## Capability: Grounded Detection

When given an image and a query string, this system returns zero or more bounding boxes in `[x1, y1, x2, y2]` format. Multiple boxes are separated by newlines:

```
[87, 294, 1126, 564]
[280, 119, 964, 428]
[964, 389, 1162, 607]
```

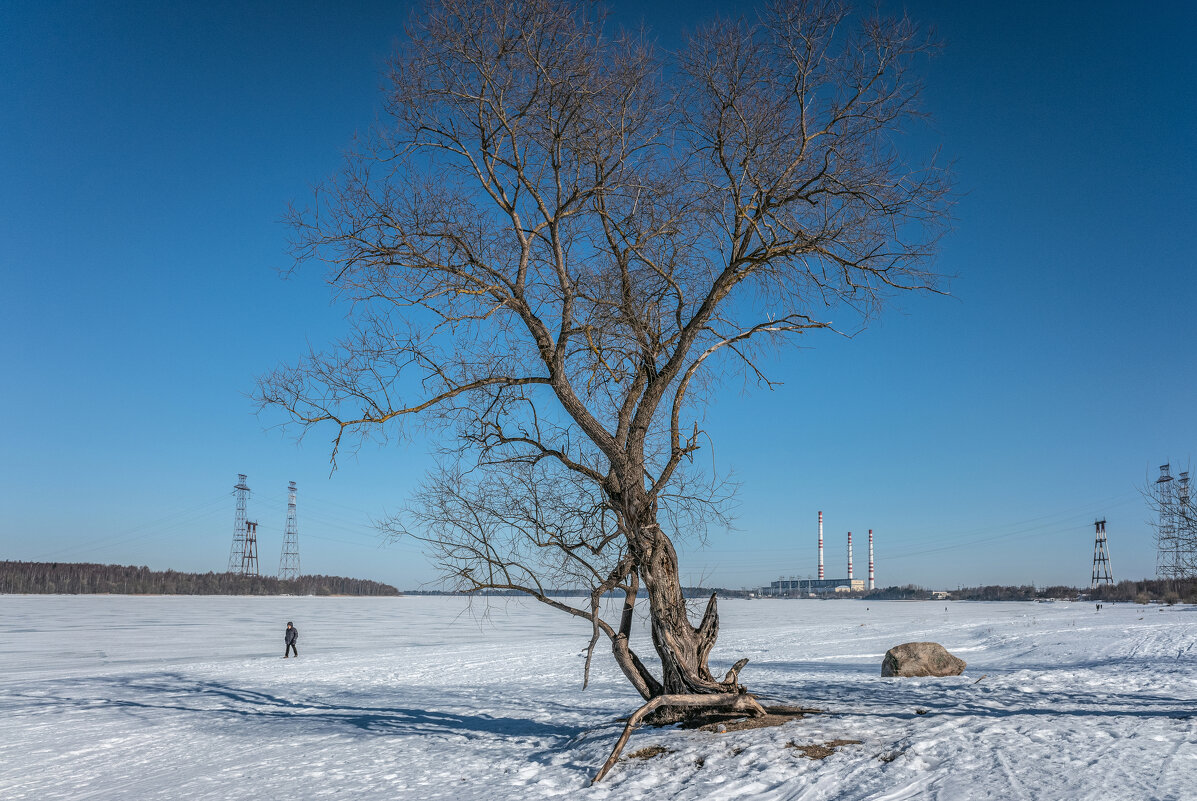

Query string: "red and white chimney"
[868, 529, 875, 590]
[818, 511, 824, 580]
[847, 531, 854, 580]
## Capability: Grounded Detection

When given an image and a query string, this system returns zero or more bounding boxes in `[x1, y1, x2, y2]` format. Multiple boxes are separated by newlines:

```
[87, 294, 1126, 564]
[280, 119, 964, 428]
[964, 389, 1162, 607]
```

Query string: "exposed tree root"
[678, 703, 822, 732]
[592, 692, 768, 783]
[721, 657, 749, 686]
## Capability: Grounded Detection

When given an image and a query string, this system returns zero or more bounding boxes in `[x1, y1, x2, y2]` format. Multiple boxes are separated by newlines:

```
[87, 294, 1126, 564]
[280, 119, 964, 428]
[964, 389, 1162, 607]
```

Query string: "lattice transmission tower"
[1155, 465, 1177, 579]
[1091, 519, 1113, 588]
[278, 481, 301, 581]
[1150, 464, 1195, 581]
[242, 521, 260, 576]
[227, 474, 250, 572]
[1178, 472, 1195, 578]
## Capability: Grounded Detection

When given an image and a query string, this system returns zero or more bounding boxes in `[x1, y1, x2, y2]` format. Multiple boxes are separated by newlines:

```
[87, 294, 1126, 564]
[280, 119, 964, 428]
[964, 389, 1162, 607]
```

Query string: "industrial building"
[759, 512, 876, 596]
[762, 577, 865, 596]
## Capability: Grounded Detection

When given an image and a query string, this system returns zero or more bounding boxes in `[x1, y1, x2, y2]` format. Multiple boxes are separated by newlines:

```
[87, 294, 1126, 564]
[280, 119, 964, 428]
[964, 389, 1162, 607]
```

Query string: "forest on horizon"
[0, 561, 400, 596]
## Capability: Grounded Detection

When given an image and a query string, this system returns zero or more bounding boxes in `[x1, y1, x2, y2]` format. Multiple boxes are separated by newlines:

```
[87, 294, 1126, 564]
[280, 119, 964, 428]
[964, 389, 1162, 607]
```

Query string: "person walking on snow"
[284, 621, 299, 658]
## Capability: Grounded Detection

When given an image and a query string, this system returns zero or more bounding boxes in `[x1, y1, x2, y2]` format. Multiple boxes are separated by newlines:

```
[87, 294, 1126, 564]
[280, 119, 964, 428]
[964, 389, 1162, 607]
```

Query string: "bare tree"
[258, 0, 950, 775]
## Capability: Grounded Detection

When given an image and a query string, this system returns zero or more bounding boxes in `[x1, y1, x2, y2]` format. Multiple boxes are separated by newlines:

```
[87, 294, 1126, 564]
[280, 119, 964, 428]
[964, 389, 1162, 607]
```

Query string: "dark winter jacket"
[285, 625, 298, 645]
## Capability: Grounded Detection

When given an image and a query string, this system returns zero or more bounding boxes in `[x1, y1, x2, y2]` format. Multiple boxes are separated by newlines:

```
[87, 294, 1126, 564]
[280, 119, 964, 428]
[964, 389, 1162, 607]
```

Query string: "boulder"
[881, 642, 966, 677]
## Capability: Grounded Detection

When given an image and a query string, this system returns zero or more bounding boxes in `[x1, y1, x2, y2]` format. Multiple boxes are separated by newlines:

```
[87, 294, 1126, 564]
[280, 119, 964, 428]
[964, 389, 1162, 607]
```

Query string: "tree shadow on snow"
[10, 673, 582, 741]
[748, 662, 1195, 721]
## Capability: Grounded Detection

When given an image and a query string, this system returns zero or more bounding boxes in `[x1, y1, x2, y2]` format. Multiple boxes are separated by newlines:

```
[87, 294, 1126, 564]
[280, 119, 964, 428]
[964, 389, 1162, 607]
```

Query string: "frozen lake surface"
[1, 595, 1194, 800]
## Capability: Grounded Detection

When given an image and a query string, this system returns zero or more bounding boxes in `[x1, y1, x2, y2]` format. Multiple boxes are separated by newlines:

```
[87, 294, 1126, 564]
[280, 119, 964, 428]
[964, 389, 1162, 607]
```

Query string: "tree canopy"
[258, 0, 951, 747]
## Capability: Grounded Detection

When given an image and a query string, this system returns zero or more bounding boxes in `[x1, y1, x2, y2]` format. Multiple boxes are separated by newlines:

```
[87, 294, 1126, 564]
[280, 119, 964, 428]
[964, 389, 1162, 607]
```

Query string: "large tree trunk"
[632, 509, 741, 697]
[644, 537, 723, 693]
[595, 509, 761, 780]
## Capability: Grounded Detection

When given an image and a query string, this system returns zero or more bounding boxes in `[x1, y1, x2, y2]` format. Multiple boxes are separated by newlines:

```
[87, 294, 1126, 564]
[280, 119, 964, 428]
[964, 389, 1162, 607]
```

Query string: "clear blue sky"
[2, 0, 1194, 591]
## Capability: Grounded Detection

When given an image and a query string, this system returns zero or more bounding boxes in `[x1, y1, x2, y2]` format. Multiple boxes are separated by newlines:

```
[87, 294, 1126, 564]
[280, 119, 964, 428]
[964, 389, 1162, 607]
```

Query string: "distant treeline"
[761, 584, 1044, 601]
[747, 581, 1195, 603]
[0, 561, 400, 596]
[1090, 578, 1197, 605]
[862, 581, 1197, 604]
[403, 586, 753, 599]
[944, 581, 1197, 603]
[947, 585, 1067, 602]
[403, 582, 1197, 603]
[861, 585, 936, 600]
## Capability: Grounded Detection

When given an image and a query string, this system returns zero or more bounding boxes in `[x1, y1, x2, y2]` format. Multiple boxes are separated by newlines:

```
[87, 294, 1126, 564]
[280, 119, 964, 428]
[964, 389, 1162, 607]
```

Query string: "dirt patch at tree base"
[786, 738, 863, 759]
[626, 745, 675, 760]
[678, 704, 823, 733]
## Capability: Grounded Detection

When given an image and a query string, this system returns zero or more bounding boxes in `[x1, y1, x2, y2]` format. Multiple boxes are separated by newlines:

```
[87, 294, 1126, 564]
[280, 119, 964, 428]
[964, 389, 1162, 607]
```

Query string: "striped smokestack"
[868, 529, 875, 590]
[847, 531, 854, 580]
[818, 511, 824, 580]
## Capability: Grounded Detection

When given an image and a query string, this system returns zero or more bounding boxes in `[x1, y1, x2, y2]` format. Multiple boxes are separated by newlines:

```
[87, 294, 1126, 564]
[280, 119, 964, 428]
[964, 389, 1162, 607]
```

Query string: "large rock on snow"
[881, 642, 966, 677]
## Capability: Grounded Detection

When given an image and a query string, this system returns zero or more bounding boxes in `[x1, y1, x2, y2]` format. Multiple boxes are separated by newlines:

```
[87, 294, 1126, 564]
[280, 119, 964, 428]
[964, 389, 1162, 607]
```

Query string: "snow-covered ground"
[1, 595, 1193, 800]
